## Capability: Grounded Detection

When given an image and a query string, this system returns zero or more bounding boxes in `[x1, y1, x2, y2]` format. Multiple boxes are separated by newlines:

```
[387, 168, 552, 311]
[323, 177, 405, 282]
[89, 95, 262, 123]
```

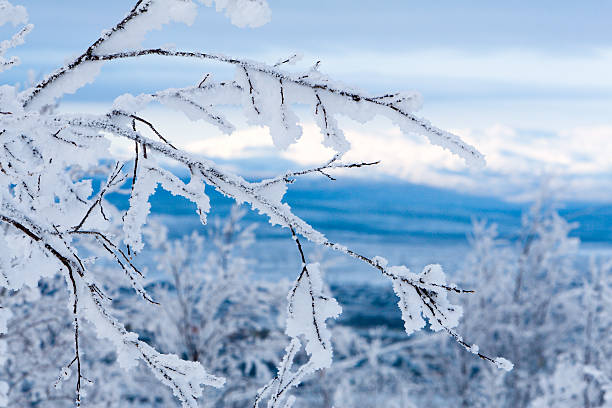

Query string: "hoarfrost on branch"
[0, 1, 508, 406]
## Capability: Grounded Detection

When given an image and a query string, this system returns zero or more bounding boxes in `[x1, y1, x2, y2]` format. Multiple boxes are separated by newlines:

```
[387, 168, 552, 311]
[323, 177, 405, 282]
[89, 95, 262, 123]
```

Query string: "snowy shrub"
[431, 191, 612, 408]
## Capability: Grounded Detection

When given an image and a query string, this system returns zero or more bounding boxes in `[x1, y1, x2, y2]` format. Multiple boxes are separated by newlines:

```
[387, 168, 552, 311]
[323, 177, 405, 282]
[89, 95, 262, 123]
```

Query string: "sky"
[5, 0, 612, 202]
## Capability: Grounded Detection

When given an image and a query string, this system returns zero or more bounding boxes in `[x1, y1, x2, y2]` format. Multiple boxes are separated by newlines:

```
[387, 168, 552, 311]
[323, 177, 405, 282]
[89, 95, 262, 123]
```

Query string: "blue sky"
[5, 1, 612, 201]
[10, 1, 612, 96]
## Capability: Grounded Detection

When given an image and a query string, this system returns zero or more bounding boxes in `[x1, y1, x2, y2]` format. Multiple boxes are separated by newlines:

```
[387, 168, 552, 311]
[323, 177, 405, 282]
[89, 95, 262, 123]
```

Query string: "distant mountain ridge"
[104, 176, 612, 244]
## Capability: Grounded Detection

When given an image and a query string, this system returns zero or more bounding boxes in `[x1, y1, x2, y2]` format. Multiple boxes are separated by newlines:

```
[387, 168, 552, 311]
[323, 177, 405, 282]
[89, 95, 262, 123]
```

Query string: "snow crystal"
[390, 266, 426, 335]
[0, 1, 28, 26]
[494, 357, 514, 372]
[23, 61, 103, 110]
[112, 93, 154, 113]
[96, 0, 197, 54]
[254, 179, 288, 204]
[389, 264, 463, 336]
[372, 255, 388, 269]
[200, 0, 271, 28]
[285, 263, 341, 369]
[123, 160, 159, 252]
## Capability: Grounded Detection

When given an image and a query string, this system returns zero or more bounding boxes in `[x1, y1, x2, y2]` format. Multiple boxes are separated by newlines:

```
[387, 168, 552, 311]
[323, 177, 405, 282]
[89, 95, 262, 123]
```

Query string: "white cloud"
[177, 112, 612, 202]
[62, 102, 612, 202]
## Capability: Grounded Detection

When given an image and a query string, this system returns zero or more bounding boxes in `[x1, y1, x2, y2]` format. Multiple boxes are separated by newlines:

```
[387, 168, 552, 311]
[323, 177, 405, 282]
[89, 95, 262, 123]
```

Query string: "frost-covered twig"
[72, 162, 125, 231]
[0, 0, 31, 74]
[258, 160, 380, 187]
[26, 47, 484, 166]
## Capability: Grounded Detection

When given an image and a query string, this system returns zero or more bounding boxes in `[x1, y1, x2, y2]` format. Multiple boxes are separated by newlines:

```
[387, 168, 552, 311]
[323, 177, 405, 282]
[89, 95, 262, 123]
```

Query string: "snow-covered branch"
[0, 1, 506, 406]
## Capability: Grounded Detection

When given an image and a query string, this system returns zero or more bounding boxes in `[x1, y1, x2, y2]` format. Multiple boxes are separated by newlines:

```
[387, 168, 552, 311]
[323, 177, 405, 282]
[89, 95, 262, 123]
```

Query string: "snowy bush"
[430, 190, 612, 408]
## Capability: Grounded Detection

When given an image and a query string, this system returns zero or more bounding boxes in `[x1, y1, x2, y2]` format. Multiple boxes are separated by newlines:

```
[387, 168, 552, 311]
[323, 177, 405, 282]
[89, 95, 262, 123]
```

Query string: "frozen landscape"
[1, 1, 611, 407]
